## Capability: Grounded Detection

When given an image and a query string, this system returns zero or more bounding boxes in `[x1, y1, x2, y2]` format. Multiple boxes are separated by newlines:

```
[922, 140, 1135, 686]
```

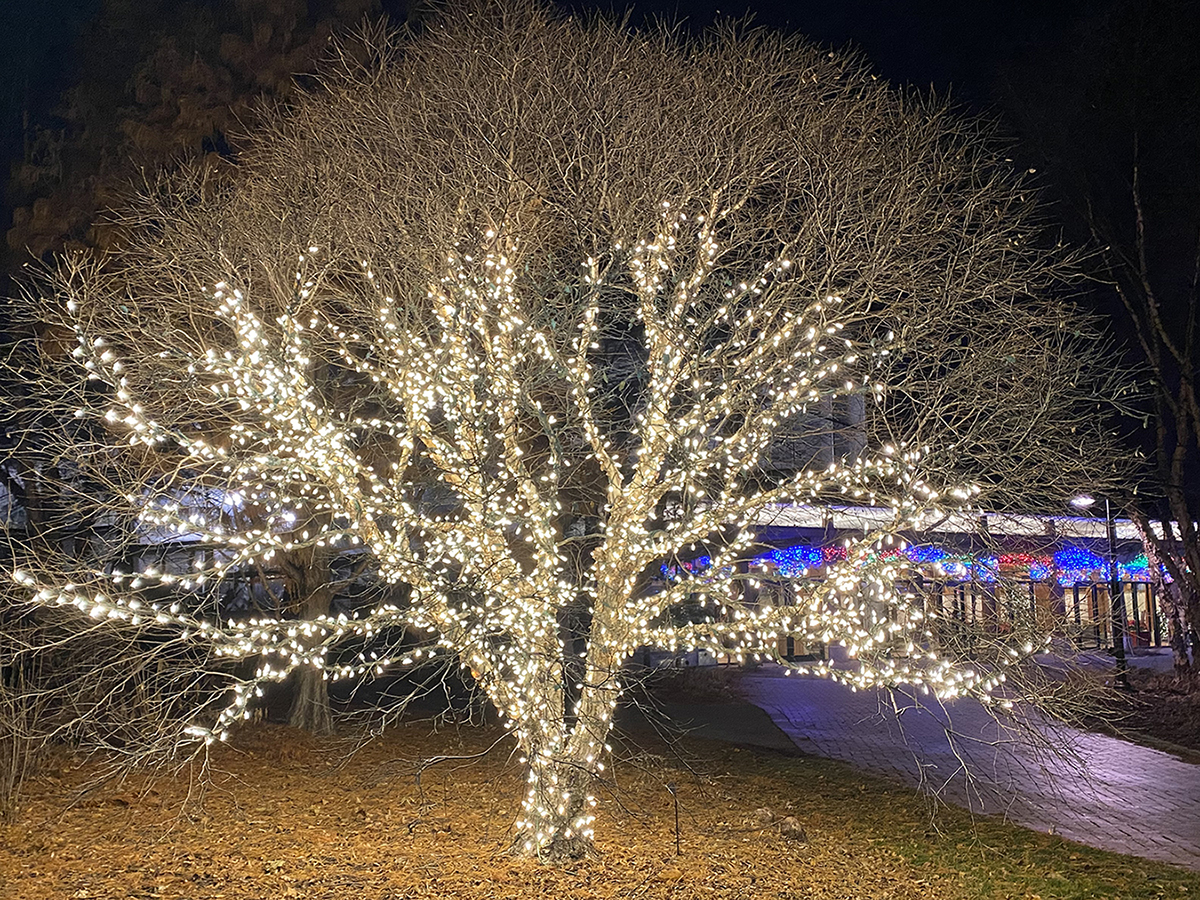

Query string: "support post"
[1105, 498, 1130, 689]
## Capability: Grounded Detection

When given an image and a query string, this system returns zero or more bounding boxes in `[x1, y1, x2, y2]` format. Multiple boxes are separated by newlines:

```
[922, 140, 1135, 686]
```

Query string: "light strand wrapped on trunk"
[11, 1, 1129, 861]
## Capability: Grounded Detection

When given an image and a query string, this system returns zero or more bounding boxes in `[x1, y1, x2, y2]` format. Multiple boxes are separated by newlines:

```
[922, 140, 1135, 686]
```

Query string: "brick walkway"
[740, 671, 1200, 871]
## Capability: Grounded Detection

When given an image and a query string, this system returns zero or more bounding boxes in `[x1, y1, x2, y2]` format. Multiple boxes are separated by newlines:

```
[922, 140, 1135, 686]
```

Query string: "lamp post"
[1071, 494, 1130, 689]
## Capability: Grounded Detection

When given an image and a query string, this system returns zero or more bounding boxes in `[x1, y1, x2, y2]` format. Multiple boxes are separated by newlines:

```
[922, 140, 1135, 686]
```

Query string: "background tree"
[5, 0, 382, 262]
[14, 3, 1129, 861]
[2, 0, 393, 743]
[1000, 0, 1200, 672]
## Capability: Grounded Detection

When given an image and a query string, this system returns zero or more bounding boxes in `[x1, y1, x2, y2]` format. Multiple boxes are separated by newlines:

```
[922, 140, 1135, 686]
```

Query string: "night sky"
[1, 0, 1171, 349]
[563, 0, 1097, 99]
[1, 0, 1101, 169]
[3, 0, 101, 161]
[1, 0, 1192, 331]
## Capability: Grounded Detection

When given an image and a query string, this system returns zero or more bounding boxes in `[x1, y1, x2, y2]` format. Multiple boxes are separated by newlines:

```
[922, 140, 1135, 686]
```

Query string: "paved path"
[737, 670, 1200, 871]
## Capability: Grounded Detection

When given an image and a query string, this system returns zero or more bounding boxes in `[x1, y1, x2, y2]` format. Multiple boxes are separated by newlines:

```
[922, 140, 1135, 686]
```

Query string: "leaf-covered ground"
[1, 719, 1196, 900]
[1124, 671, 1200, 755]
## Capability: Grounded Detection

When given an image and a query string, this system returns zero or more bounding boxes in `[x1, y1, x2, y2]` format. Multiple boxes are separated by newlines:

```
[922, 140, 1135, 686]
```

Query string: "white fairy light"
[20, 212, 1051, 859]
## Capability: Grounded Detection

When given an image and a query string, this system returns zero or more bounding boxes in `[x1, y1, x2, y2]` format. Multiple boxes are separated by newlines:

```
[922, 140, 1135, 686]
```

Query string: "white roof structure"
[751, 503, 1155, 542]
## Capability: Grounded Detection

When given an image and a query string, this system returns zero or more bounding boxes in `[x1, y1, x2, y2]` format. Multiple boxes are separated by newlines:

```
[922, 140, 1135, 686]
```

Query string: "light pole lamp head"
[1069, 494, 1096, 510]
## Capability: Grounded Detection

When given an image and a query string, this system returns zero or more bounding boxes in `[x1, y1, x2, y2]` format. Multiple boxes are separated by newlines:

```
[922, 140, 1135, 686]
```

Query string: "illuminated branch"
[10, 1, 1131, 863]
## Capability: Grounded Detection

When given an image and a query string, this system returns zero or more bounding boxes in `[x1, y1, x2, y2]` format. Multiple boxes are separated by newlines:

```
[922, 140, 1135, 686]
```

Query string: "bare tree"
[1000, 0, 1200, 673]
[12, 3, 1130, 861]
[2, 0, 392, 739]
[5, 0, 381, 262]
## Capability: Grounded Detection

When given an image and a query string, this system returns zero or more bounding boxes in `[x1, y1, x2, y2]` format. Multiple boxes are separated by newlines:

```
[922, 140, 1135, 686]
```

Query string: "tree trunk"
[288, 665, 334, 735]
[1169, 613, 1192, 677]
[284, 557, 336, 734]
[1133, 512, 1194, 675]
[502, 645, 611, 862]
[512, 750, 598, 862]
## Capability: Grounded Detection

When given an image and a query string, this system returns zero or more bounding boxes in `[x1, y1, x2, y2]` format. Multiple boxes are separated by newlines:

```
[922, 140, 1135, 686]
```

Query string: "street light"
[1071, 494, 1130, 689]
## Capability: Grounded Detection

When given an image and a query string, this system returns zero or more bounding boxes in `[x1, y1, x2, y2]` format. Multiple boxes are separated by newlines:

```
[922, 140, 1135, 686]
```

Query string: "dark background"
[0, 0, 1110, 185]
[3, 0, 1198, 478]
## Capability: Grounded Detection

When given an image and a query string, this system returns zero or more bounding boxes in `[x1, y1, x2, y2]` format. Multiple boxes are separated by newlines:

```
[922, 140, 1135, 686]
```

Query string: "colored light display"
[1052, 545, 1107, 584]
[660, 554, 713, 581]
[1123, 553, 1152, 577]
[905, 545, 947, 564]
[821, 545, 848, 563]
[1028, 560, 1052, 581]
[755, 542, 1160, 584]
[763, 545, 824, 577]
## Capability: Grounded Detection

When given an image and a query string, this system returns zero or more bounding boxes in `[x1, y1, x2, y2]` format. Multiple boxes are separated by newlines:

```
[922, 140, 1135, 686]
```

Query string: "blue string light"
[761, 545, 824, 577]
[1053, 545, 1106, 584]
[906, 545, 946, 564]
[1028, 560, 1051, 581]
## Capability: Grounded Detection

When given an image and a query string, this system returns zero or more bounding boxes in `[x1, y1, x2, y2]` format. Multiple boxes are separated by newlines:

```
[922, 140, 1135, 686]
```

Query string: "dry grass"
[0, 719, 1196, 900]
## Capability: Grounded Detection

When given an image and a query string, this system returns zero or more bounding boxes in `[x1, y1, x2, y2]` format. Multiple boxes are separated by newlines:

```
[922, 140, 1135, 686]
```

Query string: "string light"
[19, 214, 1057, 856]
[757, 542, 1160, 586]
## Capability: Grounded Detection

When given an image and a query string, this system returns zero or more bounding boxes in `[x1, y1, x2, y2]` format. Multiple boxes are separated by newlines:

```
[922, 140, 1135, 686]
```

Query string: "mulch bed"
[1122, 670, 1200, 754]
[1, 718, 1196, 900]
